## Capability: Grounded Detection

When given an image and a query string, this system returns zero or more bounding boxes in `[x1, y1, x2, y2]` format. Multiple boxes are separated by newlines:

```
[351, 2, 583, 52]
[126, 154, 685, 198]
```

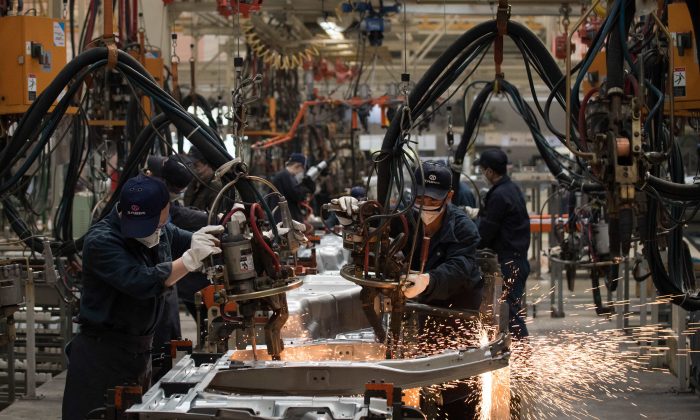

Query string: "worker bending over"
[62, 175, 223, 420]
[336, 161, 482, 418]
[270, 153, 315, 222]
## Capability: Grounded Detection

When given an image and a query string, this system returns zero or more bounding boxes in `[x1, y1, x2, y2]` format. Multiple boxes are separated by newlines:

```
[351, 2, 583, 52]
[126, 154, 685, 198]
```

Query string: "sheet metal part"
[128, 335, 508, 418]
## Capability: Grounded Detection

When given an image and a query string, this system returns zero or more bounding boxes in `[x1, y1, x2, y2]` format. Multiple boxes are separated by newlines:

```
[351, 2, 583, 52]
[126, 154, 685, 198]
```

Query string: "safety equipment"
[263, 221, 308, 244]
[335, 196, 359, 216]
[294, 171, 304, 183]
[135, 228, 161, 248]
[169, 192, 183, 202]
[182, 225, 225, 272]
[332, 196, 359, 225]
[413, 201, 446, 226]
[401, 273, 430, 298]
[464, 206, 479, 219]
[420, 210, 441, 226]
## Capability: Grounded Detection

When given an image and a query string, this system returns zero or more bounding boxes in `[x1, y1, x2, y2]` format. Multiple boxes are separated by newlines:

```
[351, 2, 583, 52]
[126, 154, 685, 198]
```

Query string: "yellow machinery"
[667, 1, 700, 115]
[0, 16, 67, 115]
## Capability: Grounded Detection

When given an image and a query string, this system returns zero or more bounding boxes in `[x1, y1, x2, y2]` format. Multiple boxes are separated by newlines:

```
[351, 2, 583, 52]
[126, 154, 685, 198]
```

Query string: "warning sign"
[53, 22, 65, 47]
[28, 74, 37, 101]
[673, 67, 686, 97]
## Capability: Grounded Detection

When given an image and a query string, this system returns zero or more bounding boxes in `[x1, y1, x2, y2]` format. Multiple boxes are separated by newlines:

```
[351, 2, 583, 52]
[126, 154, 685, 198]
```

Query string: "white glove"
[182, 225, 225, 272]
[264, 221, 308, 244]
[331, 196, 359, 225]
[464, 206, 479, 219]
[401, 273, 430, 299]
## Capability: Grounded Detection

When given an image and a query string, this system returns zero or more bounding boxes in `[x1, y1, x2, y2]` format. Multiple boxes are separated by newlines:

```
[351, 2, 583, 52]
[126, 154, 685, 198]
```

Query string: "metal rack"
[0, 260, 75, 407]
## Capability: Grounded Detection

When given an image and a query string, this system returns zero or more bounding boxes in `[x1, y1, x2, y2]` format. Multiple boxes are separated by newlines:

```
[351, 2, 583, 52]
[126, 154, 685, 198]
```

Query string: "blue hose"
[572, 0, 622, 102]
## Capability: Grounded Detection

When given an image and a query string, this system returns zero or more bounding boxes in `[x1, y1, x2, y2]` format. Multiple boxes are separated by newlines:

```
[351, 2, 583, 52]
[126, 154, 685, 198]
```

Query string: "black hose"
[646, 175, 700, 201]
[180, 93, 218, 131]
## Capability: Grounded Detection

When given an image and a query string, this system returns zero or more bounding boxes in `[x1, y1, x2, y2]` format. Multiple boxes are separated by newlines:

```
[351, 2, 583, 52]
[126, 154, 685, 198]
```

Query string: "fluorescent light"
[318, 18, 345, 40]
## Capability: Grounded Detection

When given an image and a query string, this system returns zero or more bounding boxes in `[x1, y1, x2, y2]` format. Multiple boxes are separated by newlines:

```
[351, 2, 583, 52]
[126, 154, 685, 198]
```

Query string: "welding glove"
[463, 206, 479, 219]
[182, 225, 225, 272]
[264, 221, 308, 244]
[401, 273, 430, 299]
[331, 196, 359, 226]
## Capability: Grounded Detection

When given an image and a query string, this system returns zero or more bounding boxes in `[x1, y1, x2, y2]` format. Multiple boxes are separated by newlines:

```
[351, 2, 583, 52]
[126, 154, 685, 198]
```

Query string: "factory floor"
[1, 273, 698, 419]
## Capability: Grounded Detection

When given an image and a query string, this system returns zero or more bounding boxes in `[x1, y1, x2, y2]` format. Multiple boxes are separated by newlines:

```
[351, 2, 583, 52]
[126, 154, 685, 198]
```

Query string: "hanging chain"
[171, 33, 180, 63]
[560, 4, 571, 34]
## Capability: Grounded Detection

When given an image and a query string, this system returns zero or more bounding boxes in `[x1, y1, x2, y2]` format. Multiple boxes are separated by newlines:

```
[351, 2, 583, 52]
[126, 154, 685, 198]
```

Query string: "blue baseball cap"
[117, 174, 170, 238]
[414, 161, 452, 200]
[350, 186, 367, 199]
[287, 153, 306, 167]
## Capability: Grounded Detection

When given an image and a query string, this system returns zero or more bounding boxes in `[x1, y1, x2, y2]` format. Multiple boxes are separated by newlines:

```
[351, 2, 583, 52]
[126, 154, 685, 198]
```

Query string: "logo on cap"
[127, 203, 146, 216]
[429, 174, 437, 181]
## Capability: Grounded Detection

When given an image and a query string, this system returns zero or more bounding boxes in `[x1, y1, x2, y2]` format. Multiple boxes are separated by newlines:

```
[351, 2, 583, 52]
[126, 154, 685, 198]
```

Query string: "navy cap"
[287, 153, 306, 167]
[188, 146, 206, 164]
[474, 148, 508, 174]
[350, 186, 367, 199]
[414, 161, 452, 200]
[162, 155, 193, 190]
[117, 174, 170, 238]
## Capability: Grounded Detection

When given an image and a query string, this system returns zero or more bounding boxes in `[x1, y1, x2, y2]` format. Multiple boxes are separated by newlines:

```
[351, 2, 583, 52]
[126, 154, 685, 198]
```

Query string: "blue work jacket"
[408, 204, 483, 310]
[478, 175, 530, 259]
[78, 208, 192, 337]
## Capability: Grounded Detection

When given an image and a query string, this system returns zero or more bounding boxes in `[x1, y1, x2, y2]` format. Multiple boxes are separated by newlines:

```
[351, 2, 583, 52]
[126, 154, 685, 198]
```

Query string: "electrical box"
[582, 51, 606, 93]
[668, 1, 700, 115]
[0, 16, 68, 115]
[144, 51, 165, 88]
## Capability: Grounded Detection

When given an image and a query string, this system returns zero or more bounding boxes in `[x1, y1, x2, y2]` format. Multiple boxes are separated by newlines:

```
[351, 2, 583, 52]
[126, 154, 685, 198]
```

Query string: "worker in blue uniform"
[62, 174, 224, 420]
[335, 161, 482, 418]
[475, 148, 531, 338]
[269, 153, 315, 223]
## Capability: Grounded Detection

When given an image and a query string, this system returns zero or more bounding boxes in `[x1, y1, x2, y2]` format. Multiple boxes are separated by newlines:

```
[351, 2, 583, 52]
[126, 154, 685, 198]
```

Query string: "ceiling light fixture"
[318, 18, 345, 40]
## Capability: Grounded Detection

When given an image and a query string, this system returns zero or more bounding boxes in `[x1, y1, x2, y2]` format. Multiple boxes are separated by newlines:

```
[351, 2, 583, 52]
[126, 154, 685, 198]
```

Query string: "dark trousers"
[500, 256, 530, 339]
[62, 333, 151, 420]
[153, 286, 182, 349]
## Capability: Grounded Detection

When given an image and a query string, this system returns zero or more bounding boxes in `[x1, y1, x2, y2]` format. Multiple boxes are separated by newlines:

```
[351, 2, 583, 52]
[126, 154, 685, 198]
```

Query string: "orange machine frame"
[0, 16, 68, 115]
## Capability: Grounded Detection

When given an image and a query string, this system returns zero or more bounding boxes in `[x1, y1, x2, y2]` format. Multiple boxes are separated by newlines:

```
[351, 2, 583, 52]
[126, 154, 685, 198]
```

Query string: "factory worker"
[156, 155, 210, 231]
[152, 155, 214, 344]
[335, 161, 482, 418]
[475, 148, 531, 338]
[146, 155, 212, 352]
[62, 174, 224, 420]
[183, 146, 222, 211]
[270, 153, 316, 223]
[336, 161, 482, 309]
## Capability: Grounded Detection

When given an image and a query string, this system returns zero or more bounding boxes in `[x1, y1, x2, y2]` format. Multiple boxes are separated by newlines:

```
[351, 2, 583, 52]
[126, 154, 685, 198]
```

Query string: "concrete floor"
[1, 273, 698, 419]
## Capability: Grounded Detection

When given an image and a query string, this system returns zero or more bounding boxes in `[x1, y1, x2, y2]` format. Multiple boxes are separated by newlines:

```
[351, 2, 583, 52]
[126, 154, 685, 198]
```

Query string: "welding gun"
[305, 154, 337, 182]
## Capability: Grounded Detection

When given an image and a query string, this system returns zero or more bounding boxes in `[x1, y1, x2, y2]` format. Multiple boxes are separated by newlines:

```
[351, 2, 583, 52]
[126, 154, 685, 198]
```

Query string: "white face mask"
[136, 228, 161, 248]
[420, 211, 441, 226]
[294, 171, 305, 182]
[169, 192, 182, 202]
[414, 202, 445, 226]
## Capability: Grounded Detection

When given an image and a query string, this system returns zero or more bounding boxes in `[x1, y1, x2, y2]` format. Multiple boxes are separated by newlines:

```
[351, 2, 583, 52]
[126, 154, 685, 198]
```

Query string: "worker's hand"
[401, 273, 430, 299]
[264, 221, 308, 244]
[331, 196, 359, 225]
[182, 225, 225, 272]
[463, 206, 479, 219]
